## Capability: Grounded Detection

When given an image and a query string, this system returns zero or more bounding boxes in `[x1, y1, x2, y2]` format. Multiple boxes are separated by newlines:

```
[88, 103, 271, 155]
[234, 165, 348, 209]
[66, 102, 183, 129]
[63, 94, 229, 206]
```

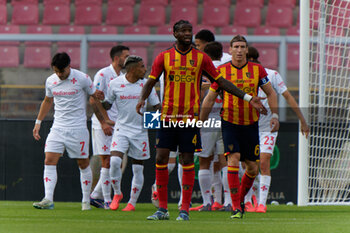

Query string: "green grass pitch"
[0, 201, 349, 233]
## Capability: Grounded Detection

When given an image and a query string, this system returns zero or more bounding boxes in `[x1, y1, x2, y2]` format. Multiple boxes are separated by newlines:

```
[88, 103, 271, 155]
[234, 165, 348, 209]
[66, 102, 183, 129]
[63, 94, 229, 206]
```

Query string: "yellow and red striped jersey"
[149, 46, 221, 122]
[210, 61, 268, 125]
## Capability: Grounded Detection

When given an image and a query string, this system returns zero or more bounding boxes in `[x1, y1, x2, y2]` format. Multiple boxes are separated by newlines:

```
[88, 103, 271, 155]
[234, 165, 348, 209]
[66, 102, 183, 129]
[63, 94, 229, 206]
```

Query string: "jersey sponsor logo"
[242, 86, 256, 94]
[169, 74, 195, 83]
[52, 89, 78, 96]
[143, 110, 161, 129]
[120, 95, 139, 100]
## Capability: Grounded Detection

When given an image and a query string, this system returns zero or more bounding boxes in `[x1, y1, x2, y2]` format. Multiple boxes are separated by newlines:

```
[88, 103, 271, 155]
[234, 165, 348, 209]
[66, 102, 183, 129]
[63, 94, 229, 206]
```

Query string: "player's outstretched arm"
[216, 77, 267, 114]
[261, 82, 279, 132]
[33, 96, 53, 141]
[200, 90, 218, 121]
[282, 90, 310, 138]
[137, 78, 157, 115]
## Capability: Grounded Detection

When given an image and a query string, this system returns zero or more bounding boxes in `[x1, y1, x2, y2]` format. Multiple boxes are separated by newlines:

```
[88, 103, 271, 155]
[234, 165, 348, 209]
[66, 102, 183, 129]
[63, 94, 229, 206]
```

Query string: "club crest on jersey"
[189, 60, 195, 66]
[246, 72, 251, 78]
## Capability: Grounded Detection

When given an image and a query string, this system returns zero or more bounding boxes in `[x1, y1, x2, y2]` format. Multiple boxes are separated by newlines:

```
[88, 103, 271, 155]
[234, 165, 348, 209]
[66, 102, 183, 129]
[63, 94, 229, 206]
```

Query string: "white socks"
[198, 169, 212, 205]
[91, 175, 103, 199]
[168, 162, 176, 175]
[177, 164, 183, 206]
[110, 156, 122, 195]
[100, 167, 111, 202]
[43, 165, 57, 202]
[79, 165, 92, 203]
[128, 164, 144, 206]
[259, 175, 271, 206]
[212, 170, 222, 204]
[221, 166, 232, 206]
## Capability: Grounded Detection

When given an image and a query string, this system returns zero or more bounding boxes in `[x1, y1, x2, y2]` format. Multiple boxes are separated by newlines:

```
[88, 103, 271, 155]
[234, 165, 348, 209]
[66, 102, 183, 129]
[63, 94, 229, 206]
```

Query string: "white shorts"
[199, 130, 224, 158]
[91, 128, 112, 156]
[45, 127, 89, 159]
[259, 130, 278, 154]
[110, 131, 150, 160]
[169, 150, 179, 158]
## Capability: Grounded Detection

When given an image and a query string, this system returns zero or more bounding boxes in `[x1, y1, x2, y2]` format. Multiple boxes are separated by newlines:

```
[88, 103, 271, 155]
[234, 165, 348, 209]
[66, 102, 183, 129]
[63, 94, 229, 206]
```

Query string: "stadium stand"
[287, 45, 299, 70]
[43, 0, 70, 5]
[123, 25, 151, 47]
[107, 0, 135, 6]
[23, 46, 51, 68]
[75, 0, 102, 5]
[57, 25, 85, 47]
[42, 2, 70, 25]
[0, 3, 6, 25]
[129, 47, 148, 67]
[11, 2, 39, 25]
[236, 0, 264, 7]
[170, 6, 198, 25]
[88, 47, 111, 69]
[74, 3, 102, 25]
[221, 25, 248, 35]
[202, 6, 230, 27]
[266, 5, 294, 28]
[253, 26, 281, 48]
[269, 0, 296, 7]
[0, 25, 20, 46]
[233, 5, 261, 27]
[141, 0, 168, 6]
[105, 4, 134, 26]
[0, 46, 19, 67]
[25, 25, 52, 46]
[192, 25, 216, 34]
[137, 4, 166, 27]
[89, 26, 117, 47]
[255, 47, 278, 70]
[203, 0, 231, 7]
[170, 0, 198, 7]
[57, 47, 81, 68]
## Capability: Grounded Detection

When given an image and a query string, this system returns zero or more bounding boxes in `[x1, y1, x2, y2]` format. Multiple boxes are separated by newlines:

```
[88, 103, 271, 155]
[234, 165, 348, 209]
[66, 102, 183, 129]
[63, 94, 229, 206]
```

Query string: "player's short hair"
[204, 41, 223, 61]
[230, 35, 248, 47]
[110, 45, 129, 60]
[173, 20, 192, 32]
[247, 46, 260, 63]
[51, 52, 70, 70]
[124, 55, 143, 71]
[195, 29, 215, 42]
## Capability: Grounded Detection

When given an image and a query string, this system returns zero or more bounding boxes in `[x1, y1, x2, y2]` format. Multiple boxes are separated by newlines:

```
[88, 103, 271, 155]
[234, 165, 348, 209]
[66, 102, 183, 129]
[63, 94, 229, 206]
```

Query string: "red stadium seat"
[0, 4, 6, 25]
[152, 45, 171, 61]
[156, 25, 173, 34]
[58, 26, 85, 47]
[138, 4, 166, 26]
[23, 46, 51, 68]
[11, 3, 39, 25]
[221, 25, 248, 35]
[314, 45, 344, 71]
[0, 25, 20, 46]
[202, 6, 229, 27]
[266, 5, 293, 28]
[90, 26, 117, 47]
[75, 0, 102, 5]
[128, 47, 148, 67]
[88, 47, 111, 69]
[203, 0, 231, 7]
[233, 5, 261, 28]
[287, 44, 299, 70]
[254, 47, 278, 70]
[325, 26, 345, 37]
[268, 0, 296, 7]
[141, 0, 168, 6]
[253, 26, 280, 48]
[286, 26, 299, 36]
[0, 46, 19, 67]
[170, 0, 198, 6]
[329, 6, 350, 28]
[43, 0, 70, 5]
[43, 3, 70, 25]
[105, 5, 134, 26]
[11, 0, 38, 5]
[170, 6, 198, 25]
[56, 46, 81, 68]
[123, 26, 151, 47]
[107, 0, 135, 5]
[74, 4, 102, 25]
[236, 0, 264, 7]
[25, 25, 52, 46]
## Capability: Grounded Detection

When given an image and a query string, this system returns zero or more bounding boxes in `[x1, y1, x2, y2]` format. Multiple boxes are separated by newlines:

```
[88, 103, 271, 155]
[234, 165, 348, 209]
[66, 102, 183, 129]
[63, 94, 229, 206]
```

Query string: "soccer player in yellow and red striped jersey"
[200, 35, 279, 219]
[136, 21, 267, 221]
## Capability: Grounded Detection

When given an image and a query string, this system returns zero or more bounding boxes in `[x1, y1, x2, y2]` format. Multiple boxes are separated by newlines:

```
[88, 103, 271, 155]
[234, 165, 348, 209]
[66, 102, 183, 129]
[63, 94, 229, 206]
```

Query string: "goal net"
[299, 0, 350, 205]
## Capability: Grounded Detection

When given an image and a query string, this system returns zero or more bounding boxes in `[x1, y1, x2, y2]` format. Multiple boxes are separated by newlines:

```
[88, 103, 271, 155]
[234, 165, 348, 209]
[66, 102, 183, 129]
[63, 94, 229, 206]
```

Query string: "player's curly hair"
[173, 20, 192, 32]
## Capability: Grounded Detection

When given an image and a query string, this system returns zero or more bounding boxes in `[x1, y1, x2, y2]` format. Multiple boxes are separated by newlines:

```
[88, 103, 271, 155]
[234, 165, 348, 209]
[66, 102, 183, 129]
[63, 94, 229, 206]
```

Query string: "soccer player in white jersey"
[32, 52, 105, 210]
[89, 45, 130, 209]
[102, 55, 160, 211]
[244, 46, 310, 213]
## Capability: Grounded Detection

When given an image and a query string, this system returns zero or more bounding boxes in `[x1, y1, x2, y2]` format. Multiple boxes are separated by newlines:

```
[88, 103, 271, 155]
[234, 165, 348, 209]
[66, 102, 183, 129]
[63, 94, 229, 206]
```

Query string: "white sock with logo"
[110, 156, 122, 195]
[178, 164, 183, 206]
[212, 170, 222, 204]
[198, 169, 212, 206]
[90, 176, 102, 199]
[259, 175, 271, 206]
[128, 164, 144, 206]
[80, 165, 92, 203]
[100, 167, 112, 202]
[43, 165, 57, 202]
[221, 166, 232, 206]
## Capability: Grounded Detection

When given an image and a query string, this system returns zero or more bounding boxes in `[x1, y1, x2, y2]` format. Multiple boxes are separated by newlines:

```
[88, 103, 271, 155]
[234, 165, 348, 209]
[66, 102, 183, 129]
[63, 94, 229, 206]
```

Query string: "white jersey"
[106, 75, 160, 137]
[208, 60, 225, 121]
[221, 52, 231, 64]
[45, 68, 96, 129]
[91, 64, 123, 129]
[258, 68, 287, 130]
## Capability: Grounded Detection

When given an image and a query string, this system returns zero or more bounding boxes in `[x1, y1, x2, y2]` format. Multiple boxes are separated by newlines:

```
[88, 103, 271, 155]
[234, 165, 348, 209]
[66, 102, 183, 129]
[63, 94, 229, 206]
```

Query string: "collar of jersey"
[230, 61, 248, 70]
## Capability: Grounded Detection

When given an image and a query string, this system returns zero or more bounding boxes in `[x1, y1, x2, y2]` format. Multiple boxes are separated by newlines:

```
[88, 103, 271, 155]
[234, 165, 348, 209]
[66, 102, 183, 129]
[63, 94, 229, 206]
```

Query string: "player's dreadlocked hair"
[173, 20, 192, 32]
